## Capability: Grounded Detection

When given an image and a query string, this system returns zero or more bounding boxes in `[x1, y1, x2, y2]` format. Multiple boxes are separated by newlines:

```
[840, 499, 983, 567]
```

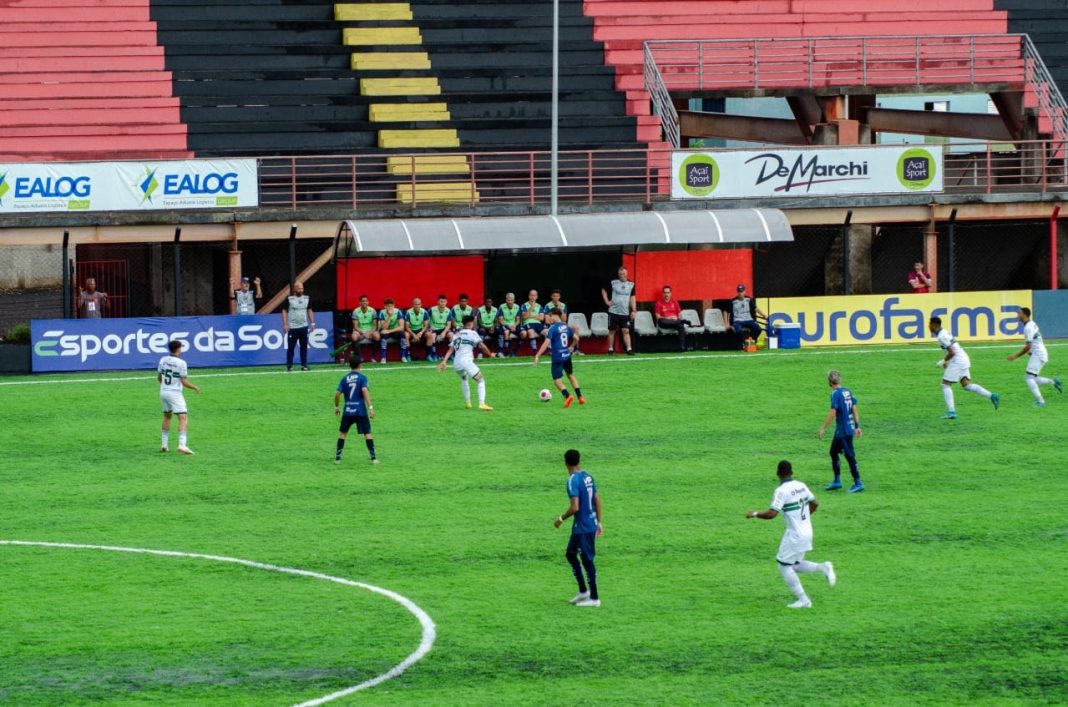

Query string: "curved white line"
[549, 214, 568, 246]
[400, 221, 414, 251]
[706, 210, 724, 242]
[451, 219, 464, 250]
[751, 208, 773, 241]
[652, 211, 670, 243]
[0, 540, 436, 707]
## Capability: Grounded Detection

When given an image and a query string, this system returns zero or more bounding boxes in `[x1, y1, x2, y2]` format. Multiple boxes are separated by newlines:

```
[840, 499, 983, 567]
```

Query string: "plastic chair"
[704, 308, 726, 333]
[590, 312, 610, 337]
[679, 309, 705, 334]
[569, 312, 592, 337]
[633, 310, 659, 336]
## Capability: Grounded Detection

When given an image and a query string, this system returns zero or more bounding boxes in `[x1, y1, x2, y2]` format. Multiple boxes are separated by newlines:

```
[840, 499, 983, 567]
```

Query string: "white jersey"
[771, 479, 815, 563]
[450, 329, 483, 369]
[937, 328, 970, 367]
[1024, 320, 1048, 361]
[157, 355, 188, 392]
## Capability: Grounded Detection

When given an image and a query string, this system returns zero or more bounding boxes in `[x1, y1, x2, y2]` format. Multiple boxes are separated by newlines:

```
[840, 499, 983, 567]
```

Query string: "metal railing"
[256, 141, 1068, 209]
[1021, 35, 1068, 145]
[643, 43, 679, 149]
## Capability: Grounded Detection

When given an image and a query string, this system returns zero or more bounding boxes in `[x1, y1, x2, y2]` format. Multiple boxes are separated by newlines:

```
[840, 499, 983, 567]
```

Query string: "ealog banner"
[765, 290, 1030, 347]
[671, 145, 943, 199]
[31, 315, 333, 372]
[0, 159, 258, 213]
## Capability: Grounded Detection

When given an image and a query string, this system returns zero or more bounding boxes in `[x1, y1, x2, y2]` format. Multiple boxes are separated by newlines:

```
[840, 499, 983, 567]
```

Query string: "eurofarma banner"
[30, 315, 332, 372]
[0, 159, 258, 213]
[765, 291, 1031, 347]
[671, 145, 943, 199]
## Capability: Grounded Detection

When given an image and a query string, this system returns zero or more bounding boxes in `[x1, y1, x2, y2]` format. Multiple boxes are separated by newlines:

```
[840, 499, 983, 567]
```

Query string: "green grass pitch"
[2, 343, 1067, 705]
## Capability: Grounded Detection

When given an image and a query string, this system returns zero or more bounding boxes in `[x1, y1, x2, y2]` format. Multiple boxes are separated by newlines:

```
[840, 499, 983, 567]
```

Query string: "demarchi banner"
[671, 145, 943, 200]
[31, 315, 332, 372]
[0, 159, 258, 213]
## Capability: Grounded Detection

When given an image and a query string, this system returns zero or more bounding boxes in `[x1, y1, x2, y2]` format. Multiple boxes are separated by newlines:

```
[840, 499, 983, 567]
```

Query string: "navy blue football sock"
[365, 438, 376, 460]
[335, 439, 345, 460]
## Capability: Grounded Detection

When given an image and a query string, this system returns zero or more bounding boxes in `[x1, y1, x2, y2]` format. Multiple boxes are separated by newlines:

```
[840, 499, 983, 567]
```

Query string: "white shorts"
[161, 390, 188, 414]
[453, 361, 481, 380]
[943, 358, 971, 383]
[1026, 353, 1048, 376]
[776, 531, 813, 565]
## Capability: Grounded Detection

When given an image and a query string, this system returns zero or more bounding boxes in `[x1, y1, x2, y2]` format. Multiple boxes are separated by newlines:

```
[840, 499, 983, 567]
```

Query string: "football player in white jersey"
[437, 315, 494, 410]
[1007, 306, 1063, 406]
[157, 339, 200, 454]
[747, 460, 835, 608]
[929, 316, 999, 420]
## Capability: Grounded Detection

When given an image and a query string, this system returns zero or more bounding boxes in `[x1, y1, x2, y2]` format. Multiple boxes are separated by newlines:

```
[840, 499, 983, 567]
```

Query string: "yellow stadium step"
[360, 77, 440, 96]
[370, 103, 450, 122]
[343, 27, 421, 46]
[387, 154, 470, 176]
[379, 128, 459, 149]
[396, 181, 480, 205]
[351, 52, 430, 71]
[335, 3, 413, 21]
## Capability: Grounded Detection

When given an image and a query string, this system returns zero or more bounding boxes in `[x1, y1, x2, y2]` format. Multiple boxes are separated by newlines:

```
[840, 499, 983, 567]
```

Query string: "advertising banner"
[31, 315, 332, 372]
[0, 159, 258, 213]
[765, 291, 1031, 347]
[672, 145, 943, 200]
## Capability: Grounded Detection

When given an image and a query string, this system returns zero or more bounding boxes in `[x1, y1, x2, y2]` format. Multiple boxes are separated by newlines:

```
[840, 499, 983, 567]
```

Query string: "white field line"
[0, 540, 436, 706]
[2, 341, 1065, 387]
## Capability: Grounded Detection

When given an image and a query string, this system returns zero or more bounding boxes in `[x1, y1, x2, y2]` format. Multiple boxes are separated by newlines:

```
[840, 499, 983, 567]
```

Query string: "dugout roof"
[335, 209, 793, 254]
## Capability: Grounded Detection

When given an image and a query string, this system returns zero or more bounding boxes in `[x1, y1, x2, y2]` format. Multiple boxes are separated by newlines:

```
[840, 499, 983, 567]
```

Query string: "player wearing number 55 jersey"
[1007, 307, 1063, 407]
[533, 308, 585, 408]
[157, 339, 200, 455]
[334, 355, 377, 465]
[929, 316, 999, 420]
[553, 449, 602, 607]
[747, 461, 835, 609]
[437, 315, 494, 410]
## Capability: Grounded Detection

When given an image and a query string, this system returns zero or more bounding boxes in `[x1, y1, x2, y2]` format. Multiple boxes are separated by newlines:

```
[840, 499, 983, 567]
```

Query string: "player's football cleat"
[286, 366, 292, 372]
[563, 395, 574, 409]
[401, 356, 411, 363]
[300, 365, 309, 371]
[334, 458, 341, 465]
[990, 392, 1000, 410]
[626, 349, 635, 356]
[1034, 401, 1047, 408]
[478, 403, 494, 411]
[825, 481, 842, 491]
[787, 598, 812, 609]
[575, 598, 601, 607]
[160, 447, 168, 453]
[370, 458, 380, 465]
[377, 358, 386, 364]
[578, 396, 587, 405]
[1055, 377, 1064, 394]
[464, 402, 473, 409]
[847, 482, 864, 493]
[177, 447, 195, 455]
[569, 591, 590, 604]
[941, 411, 958, 420]
[824, 562, 837, 587]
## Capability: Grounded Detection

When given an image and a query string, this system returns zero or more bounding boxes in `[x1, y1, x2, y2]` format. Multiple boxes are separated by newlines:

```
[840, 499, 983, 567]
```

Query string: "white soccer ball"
[539, 388, 553, 402]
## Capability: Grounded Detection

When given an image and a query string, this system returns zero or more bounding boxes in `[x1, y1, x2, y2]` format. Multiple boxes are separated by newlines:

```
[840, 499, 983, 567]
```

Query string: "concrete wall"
[0, 244, 63, 290]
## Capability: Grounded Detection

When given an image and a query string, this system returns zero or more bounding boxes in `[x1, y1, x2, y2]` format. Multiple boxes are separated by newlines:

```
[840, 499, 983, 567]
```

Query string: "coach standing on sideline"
[602, 266, 636, 355]
[282, 281, 315, 372]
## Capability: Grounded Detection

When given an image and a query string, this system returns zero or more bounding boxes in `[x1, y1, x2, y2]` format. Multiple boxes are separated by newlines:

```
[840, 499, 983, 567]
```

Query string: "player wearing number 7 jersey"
[157, 339, 200, 455]
[747, 460, 836, 608]
[334, 354, 377, 464]
[533, 308, 585, 408]
[553, 449, 602, 607]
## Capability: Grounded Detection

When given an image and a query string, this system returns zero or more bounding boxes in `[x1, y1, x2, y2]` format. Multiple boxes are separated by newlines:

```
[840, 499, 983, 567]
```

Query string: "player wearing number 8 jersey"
[157, 339, 200, 455]
[748, 461, 835, 608]
[437, 315, 494, 410]
[533, 308, 585, 408]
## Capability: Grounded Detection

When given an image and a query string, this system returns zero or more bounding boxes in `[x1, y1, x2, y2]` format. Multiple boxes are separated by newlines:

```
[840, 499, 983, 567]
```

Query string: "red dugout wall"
[336, 256, 485, 311]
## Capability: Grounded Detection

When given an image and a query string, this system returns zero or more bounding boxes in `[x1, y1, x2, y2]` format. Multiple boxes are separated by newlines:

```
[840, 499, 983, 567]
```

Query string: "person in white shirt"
[157, 339, 200, 455]
[929, 316, 999, 420]
[437, 315, 494, 410]
[1007, 307, 1063, 407]
[747, 460, 835, 608]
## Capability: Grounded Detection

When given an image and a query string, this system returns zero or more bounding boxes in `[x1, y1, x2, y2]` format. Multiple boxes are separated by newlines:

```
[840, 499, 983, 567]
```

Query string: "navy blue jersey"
[547, 321, 573, 362]
[337, 372, 369, 416]
[830, 387, 857, 438]
[567, 470, 598, 534]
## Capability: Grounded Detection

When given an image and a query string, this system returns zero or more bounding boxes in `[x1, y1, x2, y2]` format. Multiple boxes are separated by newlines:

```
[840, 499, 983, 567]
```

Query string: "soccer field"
[3, 343, 1067, 705]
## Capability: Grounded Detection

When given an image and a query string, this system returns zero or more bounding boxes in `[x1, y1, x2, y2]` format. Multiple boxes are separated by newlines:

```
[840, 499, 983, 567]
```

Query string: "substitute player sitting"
[475, 296, 499, 357]
[350, 295, 378, 361]
[334, 355, 377, 465]
[374, 298, 409, 363]
[405, 297, 432, 360]
[427, 294, 454, 362]
[157, 339, 200, 455]
[497, 292, 521, 357]
[519, 289, 545, 354]
[534, 307, 585, 408]
[437, 315, 493, 410]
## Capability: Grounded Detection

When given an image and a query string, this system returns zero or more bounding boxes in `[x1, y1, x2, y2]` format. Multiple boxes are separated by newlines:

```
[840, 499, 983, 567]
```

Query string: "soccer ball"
[538, 389, 553, 402]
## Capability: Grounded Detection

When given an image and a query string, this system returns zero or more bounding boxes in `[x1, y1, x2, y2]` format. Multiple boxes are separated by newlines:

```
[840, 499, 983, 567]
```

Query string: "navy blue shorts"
[477, 326, 498, 340]
[431, 328, 449, 339]
[551, 358, 574, 380]
[521, 323, 545, 335]
[566, 532, 596, 560]
[830, 435, 856, 458]
[339, 414, 371, 435]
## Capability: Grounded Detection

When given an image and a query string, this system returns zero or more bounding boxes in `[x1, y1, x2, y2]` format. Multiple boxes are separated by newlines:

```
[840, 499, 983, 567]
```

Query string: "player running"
[747, 460, 836, 609]
[533, 307, 585, 408]
[1007, 306, 1062, 407]
[437, 315, 494, 410]
[929, 316, 999, 420]
[816, 370, 863, 493]
[157, 339, 200, 455]
[334, 355, 377, 465]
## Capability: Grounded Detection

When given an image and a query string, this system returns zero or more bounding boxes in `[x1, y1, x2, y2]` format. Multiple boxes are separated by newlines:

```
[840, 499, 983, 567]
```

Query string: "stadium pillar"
[228, 242, 242, 315]
[61, 230, 71, 319]
[924, 216, 939, 293]
[1050, 206, 1061, 290]
[173, 227, 182, 316]
[288, 224, 298, 288]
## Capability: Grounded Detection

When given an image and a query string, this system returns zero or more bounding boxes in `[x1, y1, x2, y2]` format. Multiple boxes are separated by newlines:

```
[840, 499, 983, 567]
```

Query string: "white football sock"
[461, 379, 471, 403]
[964, 383, 992, 398]
[1027, 377, 1045, 403]
[477, 378, 486, 404]
[1036, 375, 1054, 386]
[161, 431, 169, 448]
[795, 560, 823, 574]
[778, 564, 807, 601]
[942, 384, 956, 412]
[178, 432, 187, 448]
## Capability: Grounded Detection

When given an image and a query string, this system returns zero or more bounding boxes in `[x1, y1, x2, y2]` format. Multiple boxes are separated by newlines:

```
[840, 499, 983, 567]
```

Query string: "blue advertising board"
[31, 315, 333, 372]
